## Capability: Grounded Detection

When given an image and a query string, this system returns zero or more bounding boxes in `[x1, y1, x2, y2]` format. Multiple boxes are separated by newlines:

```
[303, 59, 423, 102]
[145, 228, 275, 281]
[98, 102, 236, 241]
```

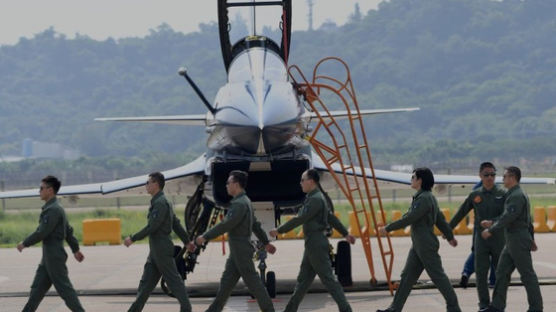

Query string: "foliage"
[0, 0, 555, 170]
[0, 153, 198, 187]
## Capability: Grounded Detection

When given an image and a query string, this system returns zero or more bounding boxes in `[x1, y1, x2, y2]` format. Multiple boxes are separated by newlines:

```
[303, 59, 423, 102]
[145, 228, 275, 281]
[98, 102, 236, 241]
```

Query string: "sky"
[0, 0, 383, 46]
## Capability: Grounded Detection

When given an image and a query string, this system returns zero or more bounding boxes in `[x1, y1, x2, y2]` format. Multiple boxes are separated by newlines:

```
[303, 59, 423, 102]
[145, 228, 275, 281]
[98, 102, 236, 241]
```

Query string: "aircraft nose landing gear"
[254, 242, 277, 298]
[161, 181, 218, 297]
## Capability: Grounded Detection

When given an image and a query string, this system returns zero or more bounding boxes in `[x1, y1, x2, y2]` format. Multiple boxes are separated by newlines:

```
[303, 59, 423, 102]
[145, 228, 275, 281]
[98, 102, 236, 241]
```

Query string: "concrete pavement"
[1, 234, 555, 311]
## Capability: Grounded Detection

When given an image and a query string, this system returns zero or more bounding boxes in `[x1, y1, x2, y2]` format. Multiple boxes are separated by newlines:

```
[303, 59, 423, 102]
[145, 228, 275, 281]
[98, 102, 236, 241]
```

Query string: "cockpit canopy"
[228, 37, 288, 83]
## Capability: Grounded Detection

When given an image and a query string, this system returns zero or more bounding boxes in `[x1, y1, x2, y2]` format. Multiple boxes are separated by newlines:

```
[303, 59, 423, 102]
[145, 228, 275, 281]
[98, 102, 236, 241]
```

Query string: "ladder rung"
[351, 115, 361, 120]
[343, 165, 353, 171]
[326, 120, 335, 127]
[337, 144, 346, 149]
[359, 144, 367, 149]
[349, 187, 360, 193]
[327, 155, 338, 163]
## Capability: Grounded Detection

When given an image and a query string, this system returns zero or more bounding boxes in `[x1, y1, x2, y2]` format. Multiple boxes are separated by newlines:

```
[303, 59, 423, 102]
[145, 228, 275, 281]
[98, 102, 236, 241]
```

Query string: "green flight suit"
[449, 185, 506, 309]
[128, 191, 192, 312]
[202, 191, 274, 312]
[384, 190, 461, 312]
[22, 197, 84, 312]
[277, 188, 352, 312]
[488, 185, 543, 311]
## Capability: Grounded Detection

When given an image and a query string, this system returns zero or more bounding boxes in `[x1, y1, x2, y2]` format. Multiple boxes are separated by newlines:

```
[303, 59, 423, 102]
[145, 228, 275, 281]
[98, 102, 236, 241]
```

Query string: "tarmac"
[1, 233, 555, 312]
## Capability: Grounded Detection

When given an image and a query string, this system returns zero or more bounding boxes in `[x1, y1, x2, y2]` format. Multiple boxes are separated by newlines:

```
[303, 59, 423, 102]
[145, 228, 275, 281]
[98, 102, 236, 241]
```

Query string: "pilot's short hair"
[413, 167, 434, 191]
[149, 172, 165, 189]
[479, 162, 496, 172]
[229, 170, 248, 189]
[42, 175, 61, 194]
[305, 169, 320, 183]
[505, 166, 521, 182]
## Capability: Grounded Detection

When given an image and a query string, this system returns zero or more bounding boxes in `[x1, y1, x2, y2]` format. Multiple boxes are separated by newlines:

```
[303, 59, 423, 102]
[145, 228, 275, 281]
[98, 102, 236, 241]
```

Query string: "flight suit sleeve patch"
[507, 204, 516, 213]
[473, 195, 482, 204]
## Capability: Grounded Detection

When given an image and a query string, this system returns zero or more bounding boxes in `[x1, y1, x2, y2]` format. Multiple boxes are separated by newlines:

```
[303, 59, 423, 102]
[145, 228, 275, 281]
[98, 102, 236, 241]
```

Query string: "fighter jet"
[1, 0, 554, 296]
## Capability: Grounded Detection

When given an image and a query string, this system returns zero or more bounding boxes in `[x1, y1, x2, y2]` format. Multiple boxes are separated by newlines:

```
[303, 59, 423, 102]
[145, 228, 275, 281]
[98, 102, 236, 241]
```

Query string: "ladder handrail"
[289, 57, 395, 294]
[313, 57, 394, 291]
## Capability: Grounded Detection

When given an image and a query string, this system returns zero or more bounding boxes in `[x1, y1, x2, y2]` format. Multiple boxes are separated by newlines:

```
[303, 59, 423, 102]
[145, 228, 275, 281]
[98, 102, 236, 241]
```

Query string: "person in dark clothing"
[479, 166, 543, 312]
[377, 167, 461, 312]
[449, 162, 504, 309]
[17, 175, 85, 312]
[196, 170, 276, 312]
[124, 172, 193, 312]
[269, 169, 356, 312]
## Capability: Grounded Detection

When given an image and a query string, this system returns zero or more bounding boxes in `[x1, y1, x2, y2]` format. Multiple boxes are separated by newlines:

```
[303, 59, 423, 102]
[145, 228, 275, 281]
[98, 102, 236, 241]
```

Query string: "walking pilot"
[269, 169, 356, 312]
[17, 175, 85, 312]
[479, 166, 543, 312]
[449, 162, 505, 309]
[124, 172, 194, 312]
[377, 167, 461, 312]
[195, 170, 277, 312]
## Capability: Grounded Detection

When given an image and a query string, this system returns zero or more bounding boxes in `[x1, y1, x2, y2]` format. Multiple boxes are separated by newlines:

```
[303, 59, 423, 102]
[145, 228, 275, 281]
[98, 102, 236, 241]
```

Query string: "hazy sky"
[0, 0, 383, 46]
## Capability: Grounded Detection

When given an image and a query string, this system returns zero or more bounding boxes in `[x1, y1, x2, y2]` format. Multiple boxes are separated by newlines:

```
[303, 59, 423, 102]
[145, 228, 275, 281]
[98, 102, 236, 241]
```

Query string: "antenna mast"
[307, 0, 314, 31]
[252, 0, 257, 35]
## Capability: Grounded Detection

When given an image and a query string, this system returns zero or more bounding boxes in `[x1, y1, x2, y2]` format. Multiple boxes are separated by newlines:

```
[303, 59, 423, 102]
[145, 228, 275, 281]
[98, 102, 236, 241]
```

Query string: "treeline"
[0, 153, 198, 189]
[0, 0, 555, 168]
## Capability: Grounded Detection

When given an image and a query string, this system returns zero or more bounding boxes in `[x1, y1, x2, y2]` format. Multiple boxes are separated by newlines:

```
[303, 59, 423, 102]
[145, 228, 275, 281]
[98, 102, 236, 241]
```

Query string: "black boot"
[459, 274, 469, 288]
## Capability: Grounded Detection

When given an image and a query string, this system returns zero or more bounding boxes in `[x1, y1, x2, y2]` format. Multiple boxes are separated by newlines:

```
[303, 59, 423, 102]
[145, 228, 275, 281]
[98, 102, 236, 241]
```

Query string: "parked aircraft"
[1, 0, 554, 297]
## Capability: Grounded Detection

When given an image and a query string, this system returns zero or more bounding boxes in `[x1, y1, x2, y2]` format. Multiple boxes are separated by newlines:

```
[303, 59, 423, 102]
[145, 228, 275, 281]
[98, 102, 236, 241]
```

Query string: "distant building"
[319, 19, 338, 32]
[0, 155, 24, 162]
[390, 164, 414, 173]
[21, 138, 80, 160]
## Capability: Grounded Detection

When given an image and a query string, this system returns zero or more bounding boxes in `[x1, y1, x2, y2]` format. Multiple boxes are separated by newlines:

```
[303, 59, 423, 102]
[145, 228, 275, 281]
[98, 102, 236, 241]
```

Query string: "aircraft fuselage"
[204, 38, 310, 206]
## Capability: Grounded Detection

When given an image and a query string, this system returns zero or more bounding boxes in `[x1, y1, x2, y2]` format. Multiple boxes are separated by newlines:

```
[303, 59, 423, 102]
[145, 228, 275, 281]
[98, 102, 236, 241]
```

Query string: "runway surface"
[1, 234, 555, 311]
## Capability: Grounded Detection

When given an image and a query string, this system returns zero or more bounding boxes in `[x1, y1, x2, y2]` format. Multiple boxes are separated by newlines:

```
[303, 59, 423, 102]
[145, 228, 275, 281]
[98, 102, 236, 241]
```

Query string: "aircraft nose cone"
[213, 79, 300, 155]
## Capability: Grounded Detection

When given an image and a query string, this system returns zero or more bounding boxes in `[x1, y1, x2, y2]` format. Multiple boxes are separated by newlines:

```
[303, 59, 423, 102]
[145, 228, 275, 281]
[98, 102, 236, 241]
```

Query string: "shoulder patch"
[473, 195, 482, 204]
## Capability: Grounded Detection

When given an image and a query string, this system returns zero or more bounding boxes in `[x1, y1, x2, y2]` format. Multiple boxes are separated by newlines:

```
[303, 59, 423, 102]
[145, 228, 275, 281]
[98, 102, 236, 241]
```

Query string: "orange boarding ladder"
[289, 57, 394, 294]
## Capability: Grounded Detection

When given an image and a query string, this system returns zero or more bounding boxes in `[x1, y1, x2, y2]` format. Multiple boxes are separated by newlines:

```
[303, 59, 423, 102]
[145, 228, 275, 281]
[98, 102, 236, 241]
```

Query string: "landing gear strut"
[254, 241, 277, 298]
[161, 181, 220, 297]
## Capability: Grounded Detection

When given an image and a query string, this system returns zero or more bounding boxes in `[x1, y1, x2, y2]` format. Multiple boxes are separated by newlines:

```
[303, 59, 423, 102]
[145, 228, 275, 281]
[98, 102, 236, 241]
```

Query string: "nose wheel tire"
[335, 241, 352, 287]
[266, 271, 276, 298]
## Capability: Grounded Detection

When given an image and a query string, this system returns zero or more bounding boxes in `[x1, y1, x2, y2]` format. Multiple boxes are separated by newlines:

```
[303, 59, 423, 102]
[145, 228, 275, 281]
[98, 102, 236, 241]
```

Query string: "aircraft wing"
[0, 154, 207, 199]
[95, 114, 208, 126]
[306, 108, 419, 120]
[312, 155, 556, 185]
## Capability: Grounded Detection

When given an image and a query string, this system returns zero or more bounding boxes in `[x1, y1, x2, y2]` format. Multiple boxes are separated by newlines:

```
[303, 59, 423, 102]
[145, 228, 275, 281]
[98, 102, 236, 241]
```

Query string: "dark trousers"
[128, 253, 191, 312]
[491, 232, 542, 311]
[23, 254, 84, 312]
[462, 251, 496, 285]
[284, 236, 351, 312]
[206, 241, 274, 312]
[388, 247, 461, 312]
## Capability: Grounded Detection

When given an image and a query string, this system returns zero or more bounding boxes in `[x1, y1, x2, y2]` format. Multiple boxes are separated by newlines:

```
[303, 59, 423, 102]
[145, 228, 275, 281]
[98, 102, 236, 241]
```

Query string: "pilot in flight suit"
[18, 175, 85, 312]
[125, 172, 192, 312]
[270, 169, 355, 312]
[197, 170, 276, 312]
